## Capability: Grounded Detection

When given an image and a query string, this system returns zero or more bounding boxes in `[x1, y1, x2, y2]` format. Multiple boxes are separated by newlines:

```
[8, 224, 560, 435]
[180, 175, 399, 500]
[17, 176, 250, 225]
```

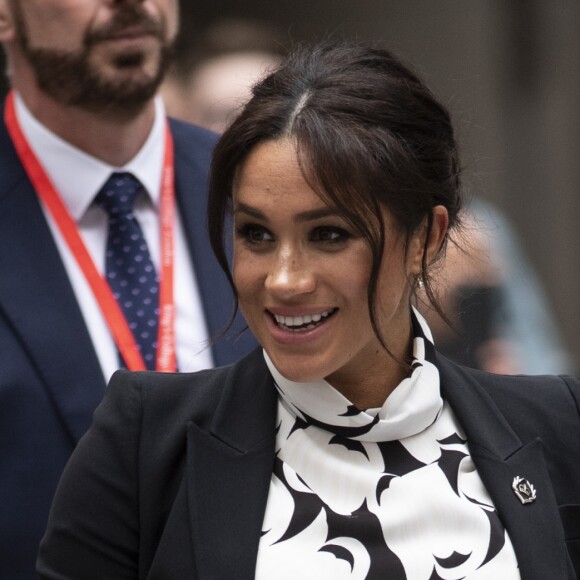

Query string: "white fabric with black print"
[255, 308, 521, 580]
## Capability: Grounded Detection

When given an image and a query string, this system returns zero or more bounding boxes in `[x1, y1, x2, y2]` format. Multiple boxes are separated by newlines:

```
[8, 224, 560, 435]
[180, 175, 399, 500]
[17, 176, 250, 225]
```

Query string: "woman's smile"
[269, 308, 337, 332]
[264, 307, 339, 347]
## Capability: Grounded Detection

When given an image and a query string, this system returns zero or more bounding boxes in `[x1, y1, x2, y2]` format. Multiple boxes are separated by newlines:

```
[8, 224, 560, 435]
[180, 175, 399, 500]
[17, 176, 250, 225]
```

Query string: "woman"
[38, 41, 580, 580]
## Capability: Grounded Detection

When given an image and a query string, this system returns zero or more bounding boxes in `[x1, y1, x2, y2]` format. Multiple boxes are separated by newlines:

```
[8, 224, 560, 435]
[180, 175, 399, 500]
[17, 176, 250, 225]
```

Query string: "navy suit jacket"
[38, 349, 580, 579]
[0, 105, 255, 579]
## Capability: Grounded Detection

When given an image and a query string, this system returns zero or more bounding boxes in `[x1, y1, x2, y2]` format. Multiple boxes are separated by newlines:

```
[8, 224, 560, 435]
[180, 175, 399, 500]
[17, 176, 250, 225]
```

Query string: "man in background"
[0, 1, 253, 578]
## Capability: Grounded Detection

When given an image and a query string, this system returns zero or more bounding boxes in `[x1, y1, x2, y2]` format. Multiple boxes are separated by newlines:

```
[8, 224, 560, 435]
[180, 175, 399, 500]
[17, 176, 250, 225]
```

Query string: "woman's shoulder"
[437, 352, 580, 443]
[438, 351, 578, 400]
[453, 359, 578, 405]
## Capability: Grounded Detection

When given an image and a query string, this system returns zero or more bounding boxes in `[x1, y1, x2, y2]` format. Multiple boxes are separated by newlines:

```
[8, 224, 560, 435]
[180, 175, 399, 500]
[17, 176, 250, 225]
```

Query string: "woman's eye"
[236, 224, 274, 244]
[310, 227, 350, 243]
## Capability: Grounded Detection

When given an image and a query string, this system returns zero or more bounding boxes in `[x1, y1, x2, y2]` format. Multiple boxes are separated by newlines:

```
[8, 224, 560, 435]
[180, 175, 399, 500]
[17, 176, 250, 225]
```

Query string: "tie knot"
[95, 172, 142, 217]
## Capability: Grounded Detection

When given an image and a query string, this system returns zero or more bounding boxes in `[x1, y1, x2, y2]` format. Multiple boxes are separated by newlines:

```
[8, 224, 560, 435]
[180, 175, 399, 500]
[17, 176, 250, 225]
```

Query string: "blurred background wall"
[179, 0, 580, 368]
[1, 0, 578, 368]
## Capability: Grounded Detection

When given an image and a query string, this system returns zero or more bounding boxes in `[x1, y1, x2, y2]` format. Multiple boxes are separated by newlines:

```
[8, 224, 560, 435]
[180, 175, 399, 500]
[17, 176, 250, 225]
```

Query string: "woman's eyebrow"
[295, 208, 340, 222]
[233, 203, 340, 223]
[233, 203, 265, 219]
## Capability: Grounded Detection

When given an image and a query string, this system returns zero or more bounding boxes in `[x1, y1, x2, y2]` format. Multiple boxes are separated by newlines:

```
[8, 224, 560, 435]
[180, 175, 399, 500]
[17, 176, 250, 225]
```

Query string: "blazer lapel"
[186, 350, 277, 579]
[0, 116, 105, 444]
[438, 355, 571, 580]
[170, 120, 256, 366]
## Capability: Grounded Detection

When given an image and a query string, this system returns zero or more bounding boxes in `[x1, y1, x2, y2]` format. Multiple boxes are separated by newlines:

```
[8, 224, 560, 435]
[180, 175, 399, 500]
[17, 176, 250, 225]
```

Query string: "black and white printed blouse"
[255, 309, 521, 580]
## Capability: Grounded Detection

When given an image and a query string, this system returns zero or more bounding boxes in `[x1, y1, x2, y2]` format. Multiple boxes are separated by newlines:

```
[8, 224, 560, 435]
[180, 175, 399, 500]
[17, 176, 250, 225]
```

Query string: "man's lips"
[103, 27, 153, 40]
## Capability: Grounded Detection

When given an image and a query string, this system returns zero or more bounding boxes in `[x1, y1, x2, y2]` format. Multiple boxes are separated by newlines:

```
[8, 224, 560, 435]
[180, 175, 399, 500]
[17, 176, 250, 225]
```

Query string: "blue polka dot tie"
[95, 172, 159, 370]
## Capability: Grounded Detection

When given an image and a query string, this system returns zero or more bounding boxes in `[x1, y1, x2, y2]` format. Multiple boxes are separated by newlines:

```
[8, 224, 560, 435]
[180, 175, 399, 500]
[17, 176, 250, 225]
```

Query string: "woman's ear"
[0, 0, 15, 43]
[408, 205, 449, 274]
[426, 205, 449, 264]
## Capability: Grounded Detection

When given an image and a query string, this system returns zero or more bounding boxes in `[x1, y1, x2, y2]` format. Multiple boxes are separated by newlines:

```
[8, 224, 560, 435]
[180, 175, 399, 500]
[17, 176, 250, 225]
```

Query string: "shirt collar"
[14, 92, 166, 221]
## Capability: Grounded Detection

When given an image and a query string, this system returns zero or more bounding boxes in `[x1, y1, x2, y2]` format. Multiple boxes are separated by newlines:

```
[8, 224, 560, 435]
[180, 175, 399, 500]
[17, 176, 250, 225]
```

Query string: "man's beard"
[13, 4, 174, 117]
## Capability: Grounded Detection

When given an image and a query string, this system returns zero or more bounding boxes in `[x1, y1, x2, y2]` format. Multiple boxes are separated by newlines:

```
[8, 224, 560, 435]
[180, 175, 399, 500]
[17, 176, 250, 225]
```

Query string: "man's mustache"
[86, 6, 165, 45]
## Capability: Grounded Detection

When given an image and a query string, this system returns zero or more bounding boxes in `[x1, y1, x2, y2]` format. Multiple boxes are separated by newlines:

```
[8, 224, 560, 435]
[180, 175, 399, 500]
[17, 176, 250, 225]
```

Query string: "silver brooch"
[512, 476, 537, 504]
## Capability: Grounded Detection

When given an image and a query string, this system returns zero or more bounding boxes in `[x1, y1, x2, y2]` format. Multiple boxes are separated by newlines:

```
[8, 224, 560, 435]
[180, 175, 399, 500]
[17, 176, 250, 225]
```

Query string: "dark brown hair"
[208, 40, 462, 351]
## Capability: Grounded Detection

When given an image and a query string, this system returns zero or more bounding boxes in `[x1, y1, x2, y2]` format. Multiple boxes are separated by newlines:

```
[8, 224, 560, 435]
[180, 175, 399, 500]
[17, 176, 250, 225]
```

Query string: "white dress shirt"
[15, 92, 214, 380]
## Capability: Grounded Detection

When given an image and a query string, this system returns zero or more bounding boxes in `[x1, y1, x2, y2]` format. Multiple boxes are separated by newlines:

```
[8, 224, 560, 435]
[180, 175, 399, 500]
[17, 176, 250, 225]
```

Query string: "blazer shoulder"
[107, 347, 265, 430]
[438, 353, 580, 444]
[460, 363, 579, 408]
[439, 353, 579, 405]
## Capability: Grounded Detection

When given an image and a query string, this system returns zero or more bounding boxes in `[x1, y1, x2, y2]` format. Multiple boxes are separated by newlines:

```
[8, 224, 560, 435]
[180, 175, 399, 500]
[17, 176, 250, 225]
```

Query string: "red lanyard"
[4, 91, 177, 372]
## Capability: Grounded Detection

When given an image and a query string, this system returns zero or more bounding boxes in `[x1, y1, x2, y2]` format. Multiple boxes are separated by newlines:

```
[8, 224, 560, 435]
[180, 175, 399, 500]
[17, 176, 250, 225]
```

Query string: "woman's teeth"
[273, 309, 336, 331]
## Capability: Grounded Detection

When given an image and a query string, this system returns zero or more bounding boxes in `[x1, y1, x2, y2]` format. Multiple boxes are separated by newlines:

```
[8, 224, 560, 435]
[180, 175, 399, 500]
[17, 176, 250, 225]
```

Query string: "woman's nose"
[265, 251, 316, 298]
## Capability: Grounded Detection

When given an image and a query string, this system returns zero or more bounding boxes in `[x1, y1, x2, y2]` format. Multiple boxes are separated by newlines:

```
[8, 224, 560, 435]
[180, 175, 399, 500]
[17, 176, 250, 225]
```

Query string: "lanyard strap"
[4, 91, 177, 372]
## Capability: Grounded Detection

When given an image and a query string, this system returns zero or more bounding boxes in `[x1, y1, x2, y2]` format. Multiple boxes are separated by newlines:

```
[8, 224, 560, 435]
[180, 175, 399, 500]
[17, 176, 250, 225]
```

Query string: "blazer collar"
[438, 354, 571, 580]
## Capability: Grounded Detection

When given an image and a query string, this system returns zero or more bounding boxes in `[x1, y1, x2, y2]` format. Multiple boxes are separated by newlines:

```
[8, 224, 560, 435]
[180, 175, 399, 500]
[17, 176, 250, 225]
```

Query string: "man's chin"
[67, 79, 159, 117]
[60, 69, 167, 118]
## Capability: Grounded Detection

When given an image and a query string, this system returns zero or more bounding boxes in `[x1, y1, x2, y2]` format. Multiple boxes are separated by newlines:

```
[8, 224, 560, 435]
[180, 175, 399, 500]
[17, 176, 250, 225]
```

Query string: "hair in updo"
[208, 40, 462, 351]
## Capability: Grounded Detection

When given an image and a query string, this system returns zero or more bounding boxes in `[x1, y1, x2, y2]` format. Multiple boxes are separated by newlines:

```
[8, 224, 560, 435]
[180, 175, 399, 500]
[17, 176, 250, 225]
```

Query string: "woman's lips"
[264, 308, 338, 344]
[271, 308, 337, 332]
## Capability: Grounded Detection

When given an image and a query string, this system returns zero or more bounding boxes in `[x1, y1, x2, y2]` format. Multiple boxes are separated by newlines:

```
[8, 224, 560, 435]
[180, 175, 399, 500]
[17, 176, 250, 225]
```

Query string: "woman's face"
[232, 138, 430, 403]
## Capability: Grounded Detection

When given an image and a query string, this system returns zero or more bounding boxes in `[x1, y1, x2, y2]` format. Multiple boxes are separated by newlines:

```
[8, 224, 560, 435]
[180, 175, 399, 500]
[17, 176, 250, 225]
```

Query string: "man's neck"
[16, 88, 157, 167]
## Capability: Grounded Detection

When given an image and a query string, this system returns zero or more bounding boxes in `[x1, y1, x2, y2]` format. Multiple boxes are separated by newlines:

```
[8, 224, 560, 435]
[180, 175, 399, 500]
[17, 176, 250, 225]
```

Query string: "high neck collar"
[264, 308, 443, 442]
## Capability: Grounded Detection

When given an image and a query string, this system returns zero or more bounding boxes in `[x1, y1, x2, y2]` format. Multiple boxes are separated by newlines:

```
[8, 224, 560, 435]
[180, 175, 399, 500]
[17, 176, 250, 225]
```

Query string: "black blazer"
[38, 348, 580, 579]
[0, 106, 255, 580]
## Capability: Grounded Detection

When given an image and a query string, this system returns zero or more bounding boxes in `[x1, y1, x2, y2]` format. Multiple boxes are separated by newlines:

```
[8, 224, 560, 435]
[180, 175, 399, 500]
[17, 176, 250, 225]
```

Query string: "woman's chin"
[265, 353, 326, 384]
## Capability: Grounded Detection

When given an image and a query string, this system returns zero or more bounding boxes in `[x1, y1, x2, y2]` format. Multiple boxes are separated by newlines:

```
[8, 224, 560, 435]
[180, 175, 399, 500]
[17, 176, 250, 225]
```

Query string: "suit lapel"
[170, 120, 256, 366]
[186, 350, 277, 578]
[438, 356, 570, 580]
[0, 115, 105, 444]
